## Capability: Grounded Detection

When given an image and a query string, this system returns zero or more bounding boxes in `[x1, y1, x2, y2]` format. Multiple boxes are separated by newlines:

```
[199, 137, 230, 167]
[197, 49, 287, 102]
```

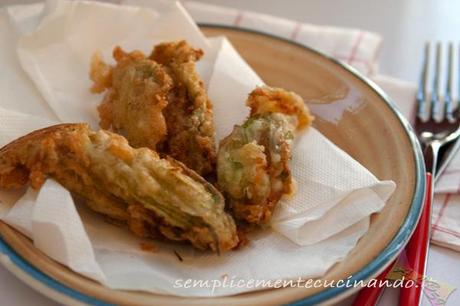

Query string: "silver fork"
[416, 42, 460, 179]
[400, 42, 460, 305]
[352, 42, 460, 306]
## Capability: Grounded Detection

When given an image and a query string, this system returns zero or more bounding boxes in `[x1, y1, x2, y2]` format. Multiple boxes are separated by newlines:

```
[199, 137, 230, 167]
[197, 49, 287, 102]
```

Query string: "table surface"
[1, 0, 460, 305]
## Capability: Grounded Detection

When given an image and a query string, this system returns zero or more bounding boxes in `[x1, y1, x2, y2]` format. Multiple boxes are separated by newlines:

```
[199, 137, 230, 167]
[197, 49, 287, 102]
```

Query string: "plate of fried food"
[0, 1, 424, 305]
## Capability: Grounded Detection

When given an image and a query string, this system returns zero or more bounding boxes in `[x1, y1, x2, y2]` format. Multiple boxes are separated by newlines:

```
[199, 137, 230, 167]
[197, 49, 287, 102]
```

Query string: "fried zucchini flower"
[217, 86, 313, 225]
[90, 47, 173, 151]
[0, 124, 238, 252]
[90, 41, 217, 177]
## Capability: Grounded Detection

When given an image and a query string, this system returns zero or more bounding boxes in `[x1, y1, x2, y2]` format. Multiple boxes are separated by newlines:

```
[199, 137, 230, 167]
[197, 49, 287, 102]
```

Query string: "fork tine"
[445, 42, 455, 121]
[417, 42, 430, 120]
[430, 42, 442, 120]
[458, 41, 460, 118]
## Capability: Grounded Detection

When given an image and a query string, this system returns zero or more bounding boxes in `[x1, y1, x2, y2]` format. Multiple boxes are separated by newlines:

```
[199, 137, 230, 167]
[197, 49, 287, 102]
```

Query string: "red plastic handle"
[352, 173, 432, 306]
[399, 172, 432, 305]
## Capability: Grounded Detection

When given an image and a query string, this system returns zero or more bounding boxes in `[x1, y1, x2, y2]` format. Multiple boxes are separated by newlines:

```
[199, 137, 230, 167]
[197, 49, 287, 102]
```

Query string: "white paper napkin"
[272, 128, 395, 245]
[0, 0, 395, 296]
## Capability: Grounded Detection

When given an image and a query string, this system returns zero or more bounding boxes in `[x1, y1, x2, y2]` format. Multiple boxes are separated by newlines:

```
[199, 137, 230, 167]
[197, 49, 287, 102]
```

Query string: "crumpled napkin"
[0, 0, 395, 297]
[271, 128, 395, 245]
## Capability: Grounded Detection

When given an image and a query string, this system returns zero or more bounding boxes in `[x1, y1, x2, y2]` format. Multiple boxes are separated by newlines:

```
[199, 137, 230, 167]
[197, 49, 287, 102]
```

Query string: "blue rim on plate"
[0, 24, 425, 306]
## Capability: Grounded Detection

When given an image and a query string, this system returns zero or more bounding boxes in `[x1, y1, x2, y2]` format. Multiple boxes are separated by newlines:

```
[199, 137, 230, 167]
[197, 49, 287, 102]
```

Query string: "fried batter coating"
[0, 124, 238, 252]
[150, 41, 217, 176]
[90, 41, 217, 177]
[90, 47, 173, 150]
[217, 86, 314, 225]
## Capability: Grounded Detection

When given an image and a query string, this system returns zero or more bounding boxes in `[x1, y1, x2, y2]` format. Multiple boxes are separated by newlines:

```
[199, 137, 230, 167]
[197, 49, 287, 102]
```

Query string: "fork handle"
[399, 172, 432, 306]
[398, 142, 438, 306]
[352, 144, 436, 306]
[399, 142, 437, 306]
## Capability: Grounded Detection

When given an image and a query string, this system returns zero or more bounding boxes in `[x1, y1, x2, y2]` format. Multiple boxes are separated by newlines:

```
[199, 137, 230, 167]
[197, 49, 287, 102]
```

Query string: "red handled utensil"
[353, 42, 460, 306]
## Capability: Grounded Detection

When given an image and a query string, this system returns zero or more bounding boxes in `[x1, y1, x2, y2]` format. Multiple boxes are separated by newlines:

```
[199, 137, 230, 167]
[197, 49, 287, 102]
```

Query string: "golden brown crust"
[0, 124, 130, 220]
[0, 124, 238, 252]
[247, 86, 314, 130]
[0, 123, 79, 154]
[90, 47, 173, 150]
[151, 40, 217, 177]
[90, 41, 217, 177]
[90, 52, 112, 93]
